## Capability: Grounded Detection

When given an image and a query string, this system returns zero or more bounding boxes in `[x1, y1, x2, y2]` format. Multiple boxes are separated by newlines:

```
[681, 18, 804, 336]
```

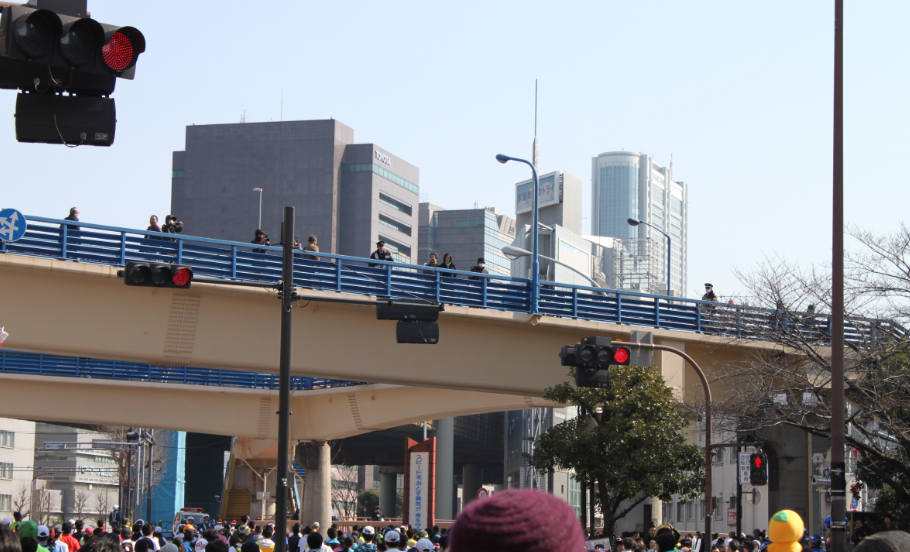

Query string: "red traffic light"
[101, 27, 145, 72]
[121, 262, 192, 288]
[102, 31, 133, 70]
[613, 347, 630, 364]
[172, 267, 192, 286]
[752, 456, 763, 468]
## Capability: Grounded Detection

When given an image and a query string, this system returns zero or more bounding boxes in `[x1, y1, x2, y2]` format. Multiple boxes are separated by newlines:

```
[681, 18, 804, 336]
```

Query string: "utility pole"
[829, 0, 847, 549]
[274, 206, 295, 552]
[579, 406, 587, 535]
[146, 429, 154, 523]
[736, 446, 742, 537]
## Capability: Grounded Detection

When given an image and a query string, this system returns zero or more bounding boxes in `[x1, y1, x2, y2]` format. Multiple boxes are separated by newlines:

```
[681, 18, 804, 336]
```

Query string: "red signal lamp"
[101, 27, 145, 72]
[172, 267, 192, 287]
[613, 347, 630, 365]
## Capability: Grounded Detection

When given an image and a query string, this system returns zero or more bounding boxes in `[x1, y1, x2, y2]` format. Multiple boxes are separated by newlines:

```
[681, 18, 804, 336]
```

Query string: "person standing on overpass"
[369, 241, 392, 267]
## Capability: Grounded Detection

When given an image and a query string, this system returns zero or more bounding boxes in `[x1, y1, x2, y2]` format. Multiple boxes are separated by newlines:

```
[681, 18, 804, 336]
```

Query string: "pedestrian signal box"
[750, 452, 769, 486]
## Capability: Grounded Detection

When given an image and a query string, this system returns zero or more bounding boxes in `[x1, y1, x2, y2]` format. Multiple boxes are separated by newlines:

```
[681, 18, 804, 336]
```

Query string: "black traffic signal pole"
[620, 342, 714, 541]
[274, 206, 294, 552]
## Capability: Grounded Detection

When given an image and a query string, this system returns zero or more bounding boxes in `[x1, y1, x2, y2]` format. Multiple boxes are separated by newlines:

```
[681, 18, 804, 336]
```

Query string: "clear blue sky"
[2, 1, 907, 300]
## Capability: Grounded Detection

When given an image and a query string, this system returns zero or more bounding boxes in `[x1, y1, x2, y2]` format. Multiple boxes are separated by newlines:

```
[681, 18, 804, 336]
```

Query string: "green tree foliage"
[525, 364, 703, 537]
[357, 489, 380, 518]
[871, 486, 910, 529]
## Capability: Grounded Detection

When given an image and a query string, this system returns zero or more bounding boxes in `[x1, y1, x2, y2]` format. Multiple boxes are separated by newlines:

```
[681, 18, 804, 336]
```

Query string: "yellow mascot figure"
[768, 510, 805, 552]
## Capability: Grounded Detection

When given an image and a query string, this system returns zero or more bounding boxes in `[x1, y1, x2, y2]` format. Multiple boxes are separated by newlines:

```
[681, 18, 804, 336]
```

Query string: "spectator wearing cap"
[155, 527, 167, 547]
[162, 215, 184, 241]
[36, 525, 52, 552]
[414, 539, 433, 552]
[369, 241, 393, 267]
[383, 531, 405, 552]
[448, 489, 583, 552]
[310, 522, 321, 535]
[469, 258, 488, 280]
[702, 283, 717, 302]
[359, 527, 377, 552]
[806, 535, 823, 552]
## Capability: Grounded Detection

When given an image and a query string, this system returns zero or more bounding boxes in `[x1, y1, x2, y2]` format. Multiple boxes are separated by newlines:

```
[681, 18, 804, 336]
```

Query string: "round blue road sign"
[0, 208, 27, 242]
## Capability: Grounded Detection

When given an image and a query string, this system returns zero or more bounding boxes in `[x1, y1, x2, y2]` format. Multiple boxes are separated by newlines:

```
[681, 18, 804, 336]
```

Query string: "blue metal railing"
[1, 216, 899, 342]
[0, 350, 363, 391]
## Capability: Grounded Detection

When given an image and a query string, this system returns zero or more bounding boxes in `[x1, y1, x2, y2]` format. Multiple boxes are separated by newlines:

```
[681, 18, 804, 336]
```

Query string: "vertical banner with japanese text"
[410, 451, 428, 529]
[403, 437, 436, 530]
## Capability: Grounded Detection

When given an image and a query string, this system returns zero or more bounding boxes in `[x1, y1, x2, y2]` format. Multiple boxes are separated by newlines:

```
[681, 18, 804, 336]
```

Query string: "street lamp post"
[496, 154, 540, 314]
[253, 188, 263, 230]
[627, 218, 672, 297]
[501, 245, 605, 292]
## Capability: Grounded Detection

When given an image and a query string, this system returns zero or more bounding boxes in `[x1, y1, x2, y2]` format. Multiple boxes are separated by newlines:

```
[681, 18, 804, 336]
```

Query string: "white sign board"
[516, 173, 559, 214]
[739, 452, 751, 484]
[409, 451, 429, 530]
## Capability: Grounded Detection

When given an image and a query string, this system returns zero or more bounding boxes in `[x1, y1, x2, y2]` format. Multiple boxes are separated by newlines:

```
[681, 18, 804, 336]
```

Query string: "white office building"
[591, 152, 688, 297]
[0, 418, 36, 520]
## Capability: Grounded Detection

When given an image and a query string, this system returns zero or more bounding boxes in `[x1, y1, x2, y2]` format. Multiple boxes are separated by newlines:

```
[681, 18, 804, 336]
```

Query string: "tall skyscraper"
[171, 119, 419, 262]
[591, 152, 688, 297]
[418, 204, 516, 276]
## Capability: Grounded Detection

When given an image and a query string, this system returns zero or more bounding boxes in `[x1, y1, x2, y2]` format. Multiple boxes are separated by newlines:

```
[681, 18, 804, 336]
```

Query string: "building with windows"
[515, 171, 583, 236]
[418, 204, 516, 276]
[0, 418, 35, 520]
[171, 119, 419, 263]
[33, 423, 121, 521]
[591, 152, 688, 297]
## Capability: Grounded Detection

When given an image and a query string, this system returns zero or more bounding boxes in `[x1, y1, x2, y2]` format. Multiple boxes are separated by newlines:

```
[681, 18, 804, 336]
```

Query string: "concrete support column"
[462, 464, 482, 508]
[435, 418, 455, 520]
[379, 472, 397, 518]
[302, 442, 331, 529]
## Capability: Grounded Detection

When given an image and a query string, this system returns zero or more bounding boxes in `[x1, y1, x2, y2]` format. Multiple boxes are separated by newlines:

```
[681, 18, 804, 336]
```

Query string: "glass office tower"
[591, 152, 688, 297]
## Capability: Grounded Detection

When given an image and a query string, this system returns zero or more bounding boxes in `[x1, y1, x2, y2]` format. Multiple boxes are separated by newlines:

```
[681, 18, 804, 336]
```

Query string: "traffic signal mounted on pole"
[120, 262, 193, 289]
[560, 336, 632, 389]
[0, 0, 145, 146]
[749, 452, 769, 486]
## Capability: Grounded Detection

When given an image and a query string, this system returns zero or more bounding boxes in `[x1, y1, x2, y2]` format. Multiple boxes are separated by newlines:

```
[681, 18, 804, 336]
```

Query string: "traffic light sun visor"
[13, 9, 61, 58]
[60, 18, 105, 66]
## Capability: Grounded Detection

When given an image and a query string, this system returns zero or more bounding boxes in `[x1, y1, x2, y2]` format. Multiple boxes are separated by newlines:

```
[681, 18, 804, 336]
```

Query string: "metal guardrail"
[0, 350, 362, 390]
[1, 216, 899, 342]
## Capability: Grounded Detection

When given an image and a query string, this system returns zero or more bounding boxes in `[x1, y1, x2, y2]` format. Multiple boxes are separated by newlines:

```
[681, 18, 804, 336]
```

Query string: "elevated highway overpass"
[0, 244, 777, 401]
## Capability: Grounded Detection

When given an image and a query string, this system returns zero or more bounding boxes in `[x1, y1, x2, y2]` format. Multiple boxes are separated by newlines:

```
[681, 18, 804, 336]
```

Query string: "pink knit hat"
[449, 489, 585, 552]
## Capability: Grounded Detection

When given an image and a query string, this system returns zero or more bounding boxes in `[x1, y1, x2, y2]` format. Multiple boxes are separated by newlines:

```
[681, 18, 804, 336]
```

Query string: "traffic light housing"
[561, 337, 632, 389]
[0, 0, 145, 146]
[750, 452, 768, 486]
[121, 262, 193, 289]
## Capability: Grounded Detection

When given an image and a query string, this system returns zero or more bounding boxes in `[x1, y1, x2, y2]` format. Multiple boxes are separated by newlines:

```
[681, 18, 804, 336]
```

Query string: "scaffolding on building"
[613, 237, 666, 295]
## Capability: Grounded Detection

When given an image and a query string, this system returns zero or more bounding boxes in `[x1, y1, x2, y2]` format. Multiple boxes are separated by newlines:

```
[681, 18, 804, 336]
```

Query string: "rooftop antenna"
[281, 90, 283, 122]
[532, 79, 540, 170]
